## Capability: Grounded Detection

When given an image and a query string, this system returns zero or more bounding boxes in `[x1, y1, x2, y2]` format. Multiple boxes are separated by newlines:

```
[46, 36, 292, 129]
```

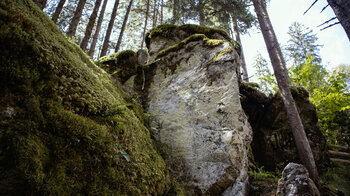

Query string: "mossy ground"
[0, 0, 176, 195]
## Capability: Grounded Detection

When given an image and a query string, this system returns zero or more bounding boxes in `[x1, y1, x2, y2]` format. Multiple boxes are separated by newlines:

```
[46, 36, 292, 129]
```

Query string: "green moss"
[241, 82, 260, 91]
[145, 24, 231, 49]
[206, 45, 234, 67]
[155, 34, 207, 59]
[0, 0, 175, 195]
[320, 162, 350, 195]
[96, 49, 136, 66]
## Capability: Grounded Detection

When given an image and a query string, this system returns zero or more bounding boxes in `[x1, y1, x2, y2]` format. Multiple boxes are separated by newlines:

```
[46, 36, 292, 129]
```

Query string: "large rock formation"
[134, 25, 252, 195]
[0, 1, 176, 195]
[240, 83, 329, 171]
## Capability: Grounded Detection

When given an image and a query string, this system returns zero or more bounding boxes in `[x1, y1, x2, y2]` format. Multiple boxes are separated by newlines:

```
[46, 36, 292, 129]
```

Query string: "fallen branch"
[330, 145, 350, 152]
[329, 150, 350, 159]
[330, 158, 350, 164]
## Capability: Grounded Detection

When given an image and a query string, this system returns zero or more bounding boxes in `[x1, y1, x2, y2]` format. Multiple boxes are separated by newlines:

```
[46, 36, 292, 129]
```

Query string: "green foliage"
[285, 22, 323, 65]
[248, 166, 280, 195]
[253, 53, 277, 95]
[310, 67, 350, 146]
[289, 54, 327, 93]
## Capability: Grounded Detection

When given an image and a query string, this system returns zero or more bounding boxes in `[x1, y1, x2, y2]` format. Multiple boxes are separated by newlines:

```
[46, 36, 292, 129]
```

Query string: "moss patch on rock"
[96, 50, 138, 83]
[145, 24, 231, 49]
[0, 0, 174, 195]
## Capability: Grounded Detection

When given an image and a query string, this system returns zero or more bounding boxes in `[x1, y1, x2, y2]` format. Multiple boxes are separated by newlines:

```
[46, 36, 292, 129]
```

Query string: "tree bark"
[252, 0, 320, 186]
[152, 0, 158, 28]
[88, 0, 108, 58]
[33, 0, 47, 10]
[100, 0, 120, 57]
[198, 0, 205, 25]
[327, 0, 350, 41]
[233, 18, 248, 82]
[66, 0, 87, 38]
[52, 0, 66, 24]
[160, 0, 164, 24]
[80, 0, 103, 51]
[140, 0, 150, 49]
[172, 0, 179, 24]
[115, 0, 134, 52]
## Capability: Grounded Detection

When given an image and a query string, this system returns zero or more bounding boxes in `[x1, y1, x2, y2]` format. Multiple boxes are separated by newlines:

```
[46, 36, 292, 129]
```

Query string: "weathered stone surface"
[276, 163, 320, 196]
[144, 26, 252, 195]
[240, 83, 329, 171]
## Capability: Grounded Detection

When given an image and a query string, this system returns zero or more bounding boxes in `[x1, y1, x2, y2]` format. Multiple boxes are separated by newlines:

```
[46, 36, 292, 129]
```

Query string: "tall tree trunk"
[198, 0, 205, 25]
[52, 0, 66, 24]
[66, 0, 87, 38]
[152, 0, 158, 27]
[80, 0, 103, 51]
[327, 0, 350, 41]
[88, 0, 108, 57]
[33, 0, 47, 10]
[140, 0, 150, 49]
[160, 0, 164, 24]
[252, 0, 320, 186]
[172, 0, 179, 24]
[233, 18, 248, 82]
[115, 0, 134, 52]
[100, 0, 120, 57]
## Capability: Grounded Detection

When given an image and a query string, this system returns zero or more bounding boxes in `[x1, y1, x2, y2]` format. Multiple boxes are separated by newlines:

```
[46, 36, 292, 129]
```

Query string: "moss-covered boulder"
[0, 0, 175, 195]
[96, 50, 139, 83]
[240, 83, 329, 172]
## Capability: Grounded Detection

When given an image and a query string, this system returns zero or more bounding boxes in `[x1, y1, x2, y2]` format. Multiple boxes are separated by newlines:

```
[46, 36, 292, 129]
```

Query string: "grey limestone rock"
[276, 163, 320, 196]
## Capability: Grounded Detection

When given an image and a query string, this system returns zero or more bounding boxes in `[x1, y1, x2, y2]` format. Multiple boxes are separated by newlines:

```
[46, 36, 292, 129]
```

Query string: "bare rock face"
[143, 25, 252, 195]
[276, 163, 320, 196]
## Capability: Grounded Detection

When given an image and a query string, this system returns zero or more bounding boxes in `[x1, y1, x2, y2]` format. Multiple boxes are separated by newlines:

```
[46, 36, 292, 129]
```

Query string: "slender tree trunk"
[172, 0, 179, 24]
[33, 0, 47, 10]
[88, 0, 108, 57]
[233, 18, 248, 82]
[160, 0, 164, 24]
[115, 0, 134, 52]
[100, 0, 120, 57]
[327, 0, 350, 41]
[198, 0, 205, 25]
[252, 0, 320, 186]
[140, 0, 150, 49]
[66, 0, 87, 38]
[80, 0, 103, 51]
[52, 0, 66, 24]
[152, 0, 158, 27]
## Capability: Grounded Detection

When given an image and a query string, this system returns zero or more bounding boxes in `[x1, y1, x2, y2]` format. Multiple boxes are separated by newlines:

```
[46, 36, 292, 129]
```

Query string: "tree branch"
[320, 22, 340, 31]
[303, 0, 319, 15]
[317, 17, 337, 27]
[320, 4, 329, 13]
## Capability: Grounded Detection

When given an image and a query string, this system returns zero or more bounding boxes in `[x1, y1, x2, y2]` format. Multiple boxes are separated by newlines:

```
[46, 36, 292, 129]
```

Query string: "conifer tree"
[100, 0, 120, 57]
[66, 0, 87, 38]
[80, 0, 103, 51]
[88, 0, 108, 57]
[52, 0, 67, 24]
[33, 0, 47, 10]
[115, 0, 134, 52]
[252, 0, 320, 186]
[140, 0, 150, 49]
